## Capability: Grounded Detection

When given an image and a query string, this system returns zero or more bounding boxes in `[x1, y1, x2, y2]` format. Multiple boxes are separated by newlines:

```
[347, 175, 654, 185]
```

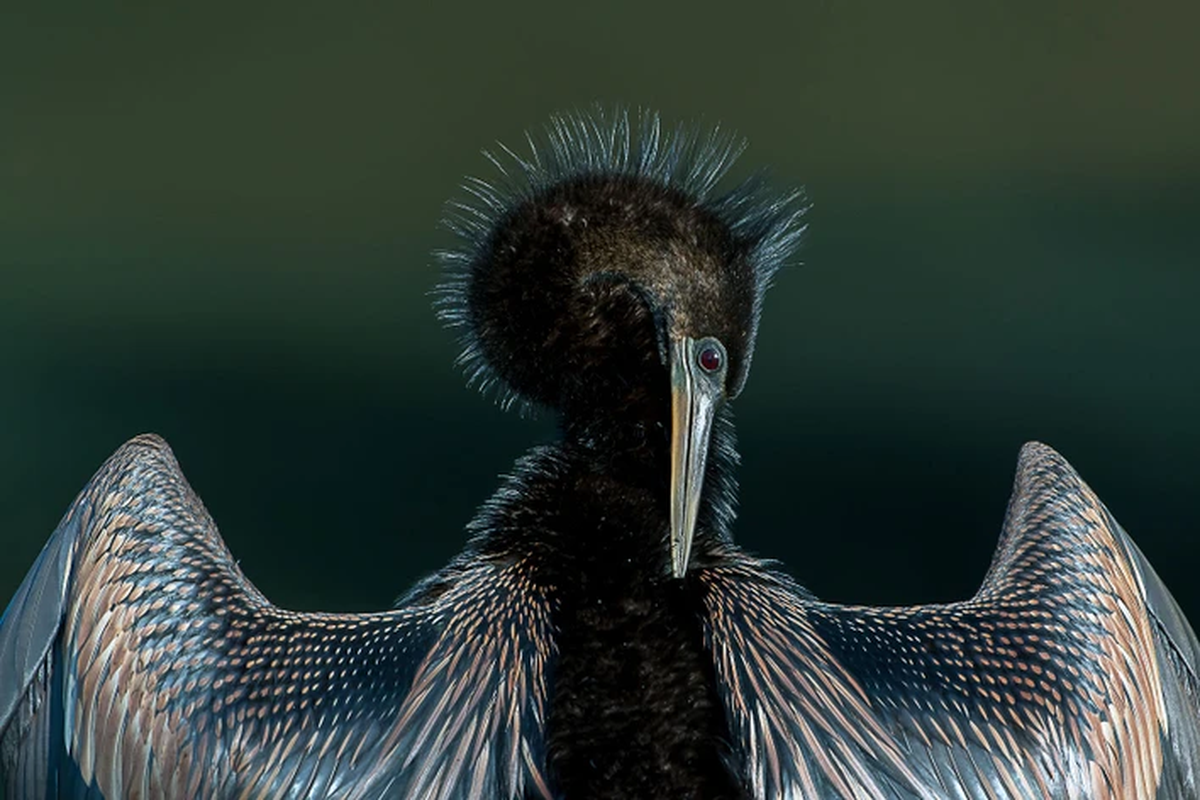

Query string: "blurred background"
[1, 2, 1197, 620]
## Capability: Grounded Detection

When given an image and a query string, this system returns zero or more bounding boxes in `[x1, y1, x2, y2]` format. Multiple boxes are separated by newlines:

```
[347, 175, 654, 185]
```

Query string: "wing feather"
[0, 434, 556, 799]
[702, 442, 1200, 799]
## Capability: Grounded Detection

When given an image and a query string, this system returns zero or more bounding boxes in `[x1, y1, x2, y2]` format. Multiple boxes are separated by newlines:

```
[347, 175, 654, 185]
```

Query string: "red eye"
[698, 346, 722, 372]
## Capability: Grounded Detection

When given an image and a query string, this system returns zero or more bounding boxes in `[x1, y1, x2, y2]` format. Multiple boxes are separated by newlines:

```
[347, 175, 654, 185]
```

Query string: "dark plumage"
[434, 110, 803, 797]
[1, 109, 1198, 800]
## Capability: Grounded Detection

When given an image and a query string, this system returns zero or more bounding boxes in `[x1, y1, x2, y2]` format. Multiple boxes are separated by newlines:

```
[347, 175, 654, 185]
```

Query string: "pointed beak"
[669, 336, 725, 578]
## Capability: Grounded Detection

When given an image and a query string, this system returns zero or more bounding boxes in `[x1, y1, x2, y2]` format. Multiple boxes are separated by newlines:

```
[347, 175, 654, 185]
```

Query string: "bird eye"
[698, 344, 723, 373]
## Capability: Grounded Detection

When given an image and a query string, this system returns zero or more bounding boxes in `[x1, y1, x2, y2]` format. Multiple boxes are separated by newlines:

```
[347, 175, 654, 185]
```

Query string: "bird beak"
[669, 336, 723, 578]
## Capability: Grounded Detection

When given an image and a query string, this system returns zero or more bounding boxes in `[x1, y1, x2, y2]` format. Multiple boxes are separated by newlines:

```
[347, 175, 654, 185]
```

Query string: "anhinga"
[2, 109, 1198, 799]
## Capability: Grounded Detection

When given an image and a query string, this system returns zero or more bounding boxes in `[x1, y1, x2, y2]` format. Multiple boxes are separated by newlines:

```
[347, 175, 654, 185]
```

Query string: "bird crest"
[433, 106, 808, 414]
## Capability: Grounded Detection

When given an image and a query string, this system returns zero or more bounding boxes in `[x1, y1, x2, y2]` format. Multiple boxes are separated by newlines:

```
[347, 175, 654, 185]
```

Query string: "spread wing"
[0, 435, 556, 800]
[700, 441, 1200, 799]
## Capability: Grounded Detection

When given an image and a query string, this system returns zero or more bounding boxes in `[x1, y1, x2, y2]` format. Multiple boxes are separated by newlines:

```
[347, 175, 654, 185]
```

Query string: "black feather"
[434, 106, 807, 413]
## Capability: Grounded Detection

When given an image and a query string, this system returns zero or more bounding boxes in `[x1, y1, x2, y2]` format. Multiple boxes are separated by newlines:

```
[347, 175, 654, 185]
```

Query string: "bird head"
[437, 109, 805, 577]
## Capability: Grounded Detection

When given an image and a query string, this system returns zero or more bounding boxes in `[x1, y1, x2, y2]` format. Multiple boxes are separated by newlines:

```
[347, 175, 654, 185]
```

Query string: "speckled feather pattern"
[701, 442, 1200, 799]
[5, 438, 1195, 799]
[1, 435, 555, 799]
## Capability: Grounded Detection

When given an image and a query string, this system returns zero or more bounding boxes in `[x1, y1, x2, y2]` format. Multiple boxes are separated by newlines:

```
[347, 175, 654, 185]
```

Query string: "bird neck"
[494, 404, 744, 798]
[471, 402, 740, 580]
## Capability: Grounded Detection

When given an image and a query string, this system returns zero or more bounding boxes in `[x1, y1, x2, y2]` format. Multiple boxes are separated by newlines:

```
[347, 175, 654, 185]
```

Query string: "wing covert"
[701, 441, 1200, 799]
[0, 434, 556, 800]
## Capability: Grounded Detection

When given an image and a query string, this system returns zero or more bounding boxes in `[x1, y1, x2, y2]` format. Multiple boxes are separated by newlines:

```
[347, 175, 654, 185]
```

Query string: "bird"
[1, 108, 1198, 800]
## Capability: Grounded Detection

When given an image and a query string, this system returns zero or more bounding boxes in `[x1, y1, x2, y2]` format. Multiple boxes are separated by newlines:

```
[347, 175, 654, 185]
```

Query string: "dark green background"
[2, 3, 1197, 625]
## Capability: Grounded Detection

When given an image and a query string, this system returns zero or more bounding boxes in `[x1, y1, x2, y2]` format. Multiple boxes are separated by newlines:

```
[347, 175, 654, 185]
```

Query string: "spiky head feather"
[434, 108, 806, 415]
